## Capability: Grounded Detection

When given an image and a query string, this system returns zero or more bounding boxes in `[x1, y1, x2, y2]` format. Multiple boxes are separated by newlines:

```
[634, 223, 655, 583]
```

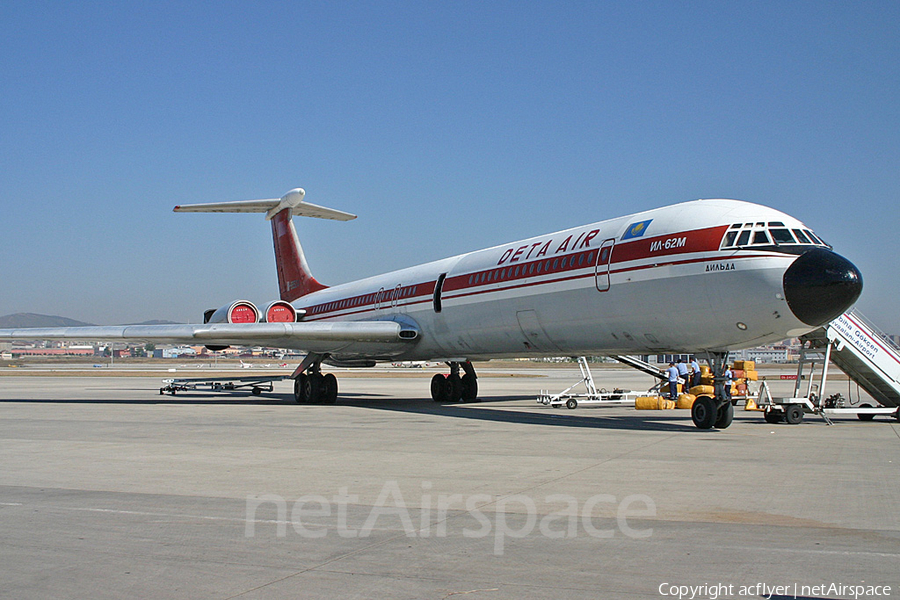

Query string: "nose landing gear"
[691, 352, 733, 430]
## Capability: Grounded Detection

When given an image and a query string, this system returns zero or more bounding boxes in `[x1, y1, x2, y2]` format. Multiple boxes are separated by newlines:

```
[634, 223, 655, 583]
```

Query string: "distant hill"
[0, 313, 182, 328]
[0, 313, 95, 328]
[126, 319, 182, 326]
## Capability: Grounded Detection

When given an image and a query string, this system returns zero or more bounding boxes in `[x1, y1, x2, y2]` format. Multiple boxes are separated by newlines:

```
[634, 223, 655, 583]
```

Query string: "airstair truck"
[757, 310, 900, 424]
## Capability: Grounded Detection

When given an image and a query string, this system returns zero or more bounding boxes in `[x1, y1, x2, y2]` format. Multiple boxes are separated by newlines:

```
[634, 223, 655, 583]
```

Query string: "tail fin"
[174, 188, 356, 302]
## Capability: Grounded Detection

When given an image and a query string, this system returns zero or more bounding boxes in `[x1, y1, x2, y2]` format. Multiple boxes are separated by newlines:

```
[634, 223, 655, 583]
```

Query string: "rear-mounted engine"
[263, 300, 297, 323]
[204, 300, 260, 324]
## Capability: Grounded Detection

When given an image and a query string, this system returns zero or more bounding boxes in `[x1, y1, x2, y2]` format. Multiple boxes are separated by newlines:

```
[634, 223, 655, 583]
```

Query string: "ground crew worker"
[690, 358, 701, 388]
[676, 359, 690, 394]
[666, 362, 679, 400]
[724, 364, 734, 403]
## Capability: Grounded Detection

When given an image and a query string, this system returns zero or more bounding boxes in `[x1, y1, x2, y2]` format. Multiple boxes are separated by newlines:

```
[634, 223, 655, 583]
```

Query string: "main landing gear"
[293, 361, 338, 405]
[431, 361, 479, 403]
[690, 352, 733, 430]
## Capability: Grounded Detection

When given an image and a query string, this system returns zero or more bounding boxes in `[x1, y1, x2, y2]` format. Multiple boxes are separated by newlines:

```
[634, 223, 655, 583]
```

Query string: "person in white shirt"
[676, 359, 690, 394]
[690, 358, 701, 388]
[666, 362, 680, 400]
[724, 365, 734, 403]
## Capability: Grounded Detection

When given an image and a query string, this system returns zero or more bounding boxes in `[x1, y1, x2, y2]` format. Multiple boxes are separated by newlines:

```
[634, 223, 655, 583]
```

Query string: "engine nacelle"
[204, 300, 260, 324]
[263, 300, 297, 323]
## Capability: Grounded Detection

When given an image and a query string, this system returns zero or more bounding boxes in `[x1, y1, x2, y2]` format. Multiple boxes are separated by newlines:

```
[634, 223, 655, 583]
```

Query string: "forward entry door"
[594, 238, 616, 292]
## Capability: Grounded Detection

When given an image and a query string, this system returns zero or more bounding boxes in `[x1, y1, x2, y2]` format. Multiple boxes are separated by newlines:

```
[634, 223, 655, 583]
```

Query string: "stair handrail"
[846, 309, 900, 354]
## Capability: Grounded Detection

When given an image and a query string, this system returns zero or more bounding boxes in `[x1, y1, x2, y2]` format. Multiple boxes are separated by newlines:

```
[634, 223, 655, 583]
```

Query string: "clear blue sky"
[2, 2, 898, 332]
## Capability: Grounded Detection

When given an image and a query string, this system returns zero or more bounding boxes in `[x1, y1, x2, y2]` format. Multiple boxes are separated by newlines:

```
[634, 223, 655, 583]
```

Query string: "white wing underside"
[0, 321, 414, 357]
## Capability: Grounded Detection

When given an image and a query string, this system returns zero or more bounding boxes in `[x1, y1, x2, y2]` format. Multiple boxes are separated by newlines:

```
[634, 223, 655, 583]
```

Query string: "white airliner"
[0, 188, 862, 429]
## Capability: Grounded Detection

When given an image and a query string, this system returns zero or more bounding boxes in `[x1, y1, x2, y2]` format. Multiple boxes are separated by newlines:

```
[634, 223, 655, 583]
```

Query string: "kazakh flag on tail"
[622, 219, 652, 240]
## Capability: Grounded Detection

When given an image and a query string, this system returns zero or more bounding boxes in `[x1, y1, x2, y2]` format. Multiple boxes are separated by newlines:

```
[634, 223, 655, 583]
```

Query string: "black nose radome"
[783, 248, 863, 327]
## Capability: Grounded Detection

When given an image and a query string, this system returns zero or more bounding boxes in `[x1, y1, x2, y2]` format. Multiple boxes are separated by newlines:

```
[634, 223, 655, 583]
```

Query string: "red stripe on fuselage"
[612, 225, 730, 264]
[300, 225, 760, 320]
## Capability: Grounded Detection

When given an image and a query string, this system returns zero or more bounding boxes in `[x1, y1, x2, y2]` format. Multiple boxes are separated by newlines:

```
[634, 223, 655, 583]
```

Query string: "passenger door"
[594, 238, 616, 292]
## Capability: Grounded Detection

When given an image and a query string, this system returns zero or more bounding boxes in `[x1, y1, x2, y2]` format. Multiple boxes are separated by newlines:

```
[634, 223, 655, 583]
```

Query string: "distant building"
[155, 347, 198, 359]
[728, 345, 790, 364]
[10, 346, 95, 357]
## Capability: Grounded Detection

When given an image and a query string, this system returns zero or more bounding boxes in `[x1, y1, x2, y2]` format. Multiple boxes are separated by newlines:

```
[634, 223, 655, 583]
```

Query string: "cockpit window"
[770, 229, 794, 244]
[720, 222, 829, 250]
[792, 229, 811, 244]
[805, 230, 826, 246]
[752, 230, 770, 245]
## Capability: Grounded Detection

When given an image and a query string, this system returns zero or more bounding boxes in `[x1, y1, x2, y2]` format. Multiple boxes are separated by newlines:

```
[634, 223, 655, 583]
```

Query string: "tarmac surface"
[1, 365, 899, 599]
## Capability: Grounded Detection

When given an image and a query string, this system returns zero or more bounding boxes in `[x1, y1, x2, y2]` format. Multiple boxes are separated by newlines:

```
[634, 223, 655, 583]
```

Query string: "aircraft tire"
[691, 396, 717, 429]
[304, 373, 322, 404]
[461, 373, 478, 402]
[785, 404, 804, 424]
[322, 373, 338, 404]
[448, 374, 462, 403]
[714, 401, 734, 429]
[431, 374, 448, 402]
[858, 404, 875, 421]
[294, 374, 308, 404]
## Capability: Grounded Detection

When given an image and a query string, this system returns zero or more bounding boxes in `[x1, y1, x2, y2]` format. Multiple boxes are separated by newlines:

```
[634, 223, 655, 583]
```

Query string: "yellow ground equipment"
[635, 396, 675, 410]
[676, 393, 696, 409]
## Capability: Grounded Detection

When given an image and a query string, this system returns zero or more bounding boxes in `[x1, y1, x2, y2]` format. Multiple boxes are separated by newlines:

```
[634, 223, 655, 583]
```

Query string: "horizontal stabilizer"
[174, 188, 356, 221]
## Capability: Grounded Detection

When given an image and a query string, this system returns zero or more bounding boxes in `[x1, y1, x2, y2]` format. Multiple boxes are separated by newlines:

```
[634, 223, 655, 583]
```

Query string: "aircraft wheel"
[294, 374, 308, 404]
[322, 373, 338, 404]
[448, 374, 462, 402]
[431, 374, 448, 402]
[691, 396, 717, 429]
[714, 401, 734, 429]
[252, 387, 262, 396]
[784, 404, 804, 424]
[304, 373, 322, 404]
[764, 409, 784, 424]
[566, 398, 578, 410]
[461, 373, 478, 402]
[858, 403, 875, 421]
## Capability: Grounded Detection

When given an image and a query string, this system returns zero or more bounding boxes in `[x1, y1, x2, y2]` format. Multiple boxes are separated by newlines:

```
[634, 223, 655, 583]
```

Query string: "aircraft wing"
[0, 321, 417, 356]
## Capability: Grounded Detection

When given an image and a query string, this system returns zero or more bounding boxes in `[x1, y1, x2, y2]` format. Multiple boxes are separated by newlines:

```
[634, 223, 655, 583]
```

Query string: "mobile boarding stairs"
[756, 310, 900, 424]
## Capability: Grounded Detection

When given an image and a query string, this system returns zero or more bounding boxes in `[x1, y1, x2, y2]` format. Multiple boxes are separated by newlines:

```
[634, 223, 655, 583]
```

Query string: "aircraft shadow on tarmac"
[0, 392, 707, 432]
[338, 397, 700, 432]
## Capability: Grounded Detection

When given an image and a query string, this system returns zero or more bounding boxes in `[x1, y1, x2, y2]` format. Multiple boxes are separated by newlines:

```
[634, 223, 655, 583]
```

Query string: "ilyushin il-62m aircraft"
[0, 188, 862, 429]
